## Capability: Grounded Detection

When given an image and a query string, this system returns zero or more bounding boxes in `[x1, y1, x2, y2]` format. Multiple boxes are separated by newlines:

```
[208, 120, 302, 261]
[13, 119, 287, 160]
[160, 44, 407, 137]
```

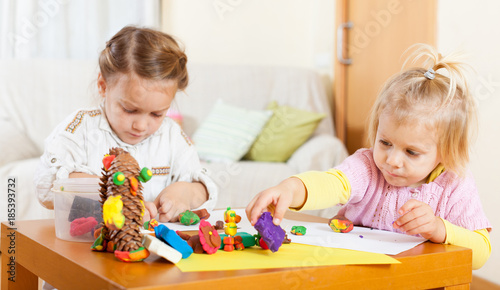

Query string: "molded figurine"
[223, 207, 241, 251]
[192, 208, 210, 220]
[143, 219, 159, 231]
[91, 147, 153, 262]
[253, 233, 269, 250]
[175, 220, 221, 254]
[155, 224, 193, 259]
[142, 234, 182, 264]
[179, 210, 200, 225]
[223, 207, 240, 237]
[254, 212, 285, 252]
[291, 225, 307, 236]
[328, 215, 354, 233]
[219, 232, 255, 250]
[199, 220, 221, 254]
[177, 231, 205, 254]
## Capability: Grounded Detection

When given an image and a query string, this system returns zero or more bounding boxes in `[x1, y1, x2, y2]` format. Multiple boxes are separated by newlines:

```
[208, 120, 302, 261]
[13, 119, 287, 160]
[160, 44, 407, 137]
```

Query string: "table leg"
[1, 254, 38, 290]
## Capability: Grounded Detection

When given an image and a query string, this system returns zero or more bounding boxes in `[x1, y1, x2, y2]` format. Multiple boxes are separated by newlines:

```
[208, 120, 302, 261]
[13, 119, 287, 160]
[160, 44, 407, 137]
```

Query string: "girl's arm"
[154, 124, 217, 222]
[441, 218, 491, 270]
[291, 169, 351, 211]
[246, 169, 351, 226]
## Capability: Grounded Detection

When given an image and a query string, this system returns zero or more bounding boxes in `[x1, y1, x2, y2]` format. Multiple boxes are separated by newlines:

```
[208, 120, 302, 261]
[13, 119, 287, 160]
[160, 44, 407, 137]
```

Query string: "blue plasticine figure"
[154, 224, 193, 259]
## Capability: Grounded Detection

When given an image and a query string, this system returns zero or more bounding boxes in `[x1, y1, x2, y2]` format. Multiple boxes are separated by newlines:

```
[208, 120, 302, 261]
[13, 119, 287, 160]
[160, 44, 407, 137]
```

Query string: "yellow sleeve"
[291, 169, 351, 211]
[441, 218, 491, 270]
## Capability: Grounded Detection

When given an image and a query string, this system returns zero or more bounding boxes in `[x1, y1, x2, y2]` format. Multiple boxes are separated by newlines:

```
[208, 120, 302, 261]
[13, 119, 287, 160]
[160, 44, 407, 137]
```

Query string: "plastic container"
[52, 178, 102, 242]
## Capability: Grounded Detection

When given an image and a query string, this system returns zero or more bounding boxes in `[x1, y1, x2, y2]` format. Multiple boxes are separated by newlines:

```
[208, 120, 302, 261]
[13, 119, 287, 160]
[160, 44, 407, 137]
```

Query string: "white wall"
[162, 0, 499, 284]
[437, 0, 500, 284]
[161, 0, 335, 90]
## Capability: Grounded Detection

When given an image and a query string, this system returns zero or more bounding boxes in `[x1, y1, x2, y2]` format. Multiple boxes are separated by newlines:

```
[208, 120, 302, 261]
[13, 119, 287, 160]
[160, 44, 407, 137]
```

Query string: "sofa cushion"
[244, 101, 325, 162]
[205, 160, 296, 209]
[174, 64, 335, 138]
[0, 59, 99, 154]
[192, 100, 272, 163]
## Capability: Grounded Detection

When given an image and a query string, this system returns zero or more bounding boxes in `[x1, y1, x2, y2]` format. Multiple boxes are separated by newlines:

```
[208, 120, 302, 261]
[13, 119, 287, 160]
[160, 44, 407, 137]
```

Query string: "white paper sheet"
[147, 208, 426, 255]
[279, 219, 427, 255]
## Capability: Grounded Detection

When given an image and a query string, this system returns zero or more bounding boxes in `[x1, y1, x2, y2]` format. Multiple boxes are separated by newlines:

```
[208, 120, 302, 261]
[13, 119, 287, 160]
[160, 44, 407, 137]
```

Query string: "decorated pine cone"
[95, 147, 153, 260]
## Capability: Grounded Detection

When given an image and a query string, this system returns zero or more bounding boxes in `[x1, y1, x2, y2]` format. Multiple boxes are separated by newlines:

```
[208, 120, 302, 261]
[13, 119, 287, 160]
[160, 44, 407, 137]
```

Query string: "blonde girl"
[246, 44, 491, 269]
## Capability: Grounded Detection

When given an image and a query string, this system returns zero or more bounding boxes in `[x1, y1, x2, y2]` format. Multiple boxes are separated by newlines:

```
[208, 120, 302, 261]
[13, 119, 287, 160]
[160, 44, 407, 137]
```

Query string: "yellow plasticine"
[103, 195, 125, 230]
[140, 200, 145, 217]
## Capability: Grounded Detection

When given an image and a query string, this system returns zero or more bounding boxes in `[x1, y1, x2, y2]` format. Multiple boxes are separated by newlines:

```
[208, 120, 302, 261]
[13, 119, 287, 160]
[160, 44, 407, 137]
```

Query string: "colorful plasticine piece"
[155, 224, 193, 259]
[114, 247, 149, 262]
[254, 212, 285, 252]
[192, 208, 210, 220]
[179, 210, 200, 226]
[68, 196, 102, 224]
[143, 219, 159, 231]
[142, 234, 182, 263]
[198, 220, 221, 254]
[177, 231, 205, 254]
[70, 217, 98, 237]
[234, 236, 245, 250]
[328, 215, 354, 233]
[253, 233, 269, 249]
[214, 220, 224, 230]
[219, 232, 256, 249]
[290, 225, 307, 236]
[223, 236, 235, 251]
[258, 238, 269, 250]
[283, 233, 292, 244]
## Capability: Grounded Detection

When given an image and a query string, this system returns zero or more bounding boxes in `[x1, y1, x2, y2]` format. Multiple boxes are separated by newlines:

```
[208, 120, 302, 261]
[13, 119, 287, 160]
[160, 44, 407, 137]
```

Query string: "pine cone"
[99, 147, 147, 252]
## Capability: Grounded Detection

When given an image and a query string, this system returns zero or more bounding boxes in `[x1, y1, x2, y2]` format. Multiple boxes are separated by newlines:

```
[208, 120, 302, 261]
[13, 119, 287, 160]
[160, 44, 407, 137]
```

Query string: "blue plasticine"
[154, 224, 193, 259]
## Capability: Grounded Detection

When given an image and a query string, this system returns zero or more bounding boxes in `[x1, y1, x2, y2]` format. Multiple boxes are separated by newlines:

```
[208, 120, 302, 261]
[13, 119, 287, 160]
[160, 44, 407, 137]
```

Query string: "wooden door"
[334, 0, 436, 154]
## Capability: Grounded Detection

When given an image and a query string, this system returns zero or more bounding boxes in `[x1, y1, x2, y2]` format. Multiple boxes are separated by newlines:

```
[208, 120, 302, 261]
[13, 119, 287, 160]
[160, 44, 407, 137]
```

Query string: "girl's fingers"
[248, 196, 273, 225]
[272, 196, 292, 226]
[144, 201, 157, 219]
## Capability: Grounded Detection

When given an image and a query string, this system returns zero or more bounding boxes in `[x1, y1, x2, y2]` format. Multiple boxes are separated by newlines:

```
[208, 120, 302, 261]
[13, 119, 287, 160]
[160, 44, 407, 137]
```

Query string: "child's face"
[373, 113, 441, 188]
[98, 73, 177, 145]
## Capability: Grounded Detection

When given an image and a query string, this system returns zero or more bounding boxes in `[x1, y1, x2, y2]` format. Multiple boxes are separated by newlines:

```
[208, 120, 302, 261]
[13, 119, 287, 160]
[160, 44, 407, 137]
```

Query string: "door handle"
[337, 21, 353, 65]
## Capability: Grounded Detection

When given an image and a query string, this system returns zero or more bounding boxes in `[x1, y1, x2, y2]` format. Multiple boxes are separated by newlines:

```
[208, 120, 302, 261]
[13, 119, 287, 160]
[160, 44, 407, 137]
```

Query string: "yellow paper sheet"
[175, 243, 399, 272]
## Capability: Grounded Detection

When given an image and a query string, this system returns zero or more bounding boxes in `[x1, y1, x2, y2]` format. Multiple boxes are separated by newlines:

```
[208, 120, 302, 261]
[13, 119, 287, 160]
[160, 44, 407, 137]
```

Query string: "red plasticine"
[70, 217, 98, 236]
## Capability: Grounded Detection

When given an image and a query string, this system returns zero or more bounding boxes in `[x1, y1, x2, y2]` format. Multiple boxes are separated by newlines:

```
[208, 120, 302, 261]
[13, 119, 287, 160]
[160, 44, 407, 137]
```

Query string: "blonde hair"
[99, 26, 188, 90]
[367, 44, 477, 176]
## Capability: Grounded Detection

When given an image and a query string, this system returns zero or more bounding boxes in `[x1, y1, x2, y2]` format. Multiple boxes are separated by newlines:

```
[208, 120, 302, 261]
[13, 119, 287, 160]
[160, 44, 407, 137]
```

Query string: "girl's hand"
[142, 201, 157, 224]
[245, 177, 306, 226]
[393, 199, 446, 243]
[154, 182, 208, 222]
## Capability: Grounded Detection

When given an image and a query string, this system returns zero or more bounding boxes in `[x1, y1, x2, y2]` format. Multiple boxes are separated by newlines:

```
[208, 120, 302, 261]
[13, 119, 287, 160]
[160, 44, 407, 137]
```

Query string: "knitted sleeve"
[291, 169, 351, 211]
[442, 171, 491, 231]
[441, 218, 491, 270]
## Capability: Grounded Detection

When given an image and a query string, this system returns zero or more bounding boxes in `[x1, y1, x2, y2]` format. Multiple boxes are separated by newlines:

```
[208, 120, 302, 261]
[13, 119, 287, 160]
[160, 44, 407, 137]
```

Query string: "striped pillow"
[192, 100, 273, 163]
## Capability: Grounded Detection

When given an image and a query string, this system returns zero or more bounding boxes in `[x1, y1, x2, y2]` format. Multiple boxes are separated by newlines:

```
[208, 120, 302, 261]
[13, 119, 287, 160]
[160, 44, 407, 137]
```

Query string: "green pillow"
[244, 101, 325, 162]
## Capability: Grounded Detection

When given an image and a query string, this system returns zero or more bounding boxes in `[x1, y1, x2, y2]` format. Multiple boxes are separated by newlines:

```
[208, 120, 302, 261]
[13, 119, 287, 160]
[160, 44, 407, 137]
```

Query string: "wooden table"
[1, 212, 472, 290]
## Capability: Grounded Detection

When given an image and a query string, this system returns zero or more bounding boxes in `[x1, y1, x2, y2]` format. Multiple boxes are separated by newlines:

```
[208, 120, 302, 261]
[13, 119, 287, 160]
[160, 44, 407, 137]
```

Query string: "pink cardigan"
[335, 149, 491, 233]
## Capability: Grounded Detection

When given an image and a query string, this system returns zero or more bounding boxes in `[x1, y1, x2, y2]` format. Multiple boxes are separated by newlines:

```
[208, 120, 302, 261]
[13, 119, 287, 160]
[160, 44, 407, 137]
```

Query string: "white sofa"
[0, 60, 347, 222]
